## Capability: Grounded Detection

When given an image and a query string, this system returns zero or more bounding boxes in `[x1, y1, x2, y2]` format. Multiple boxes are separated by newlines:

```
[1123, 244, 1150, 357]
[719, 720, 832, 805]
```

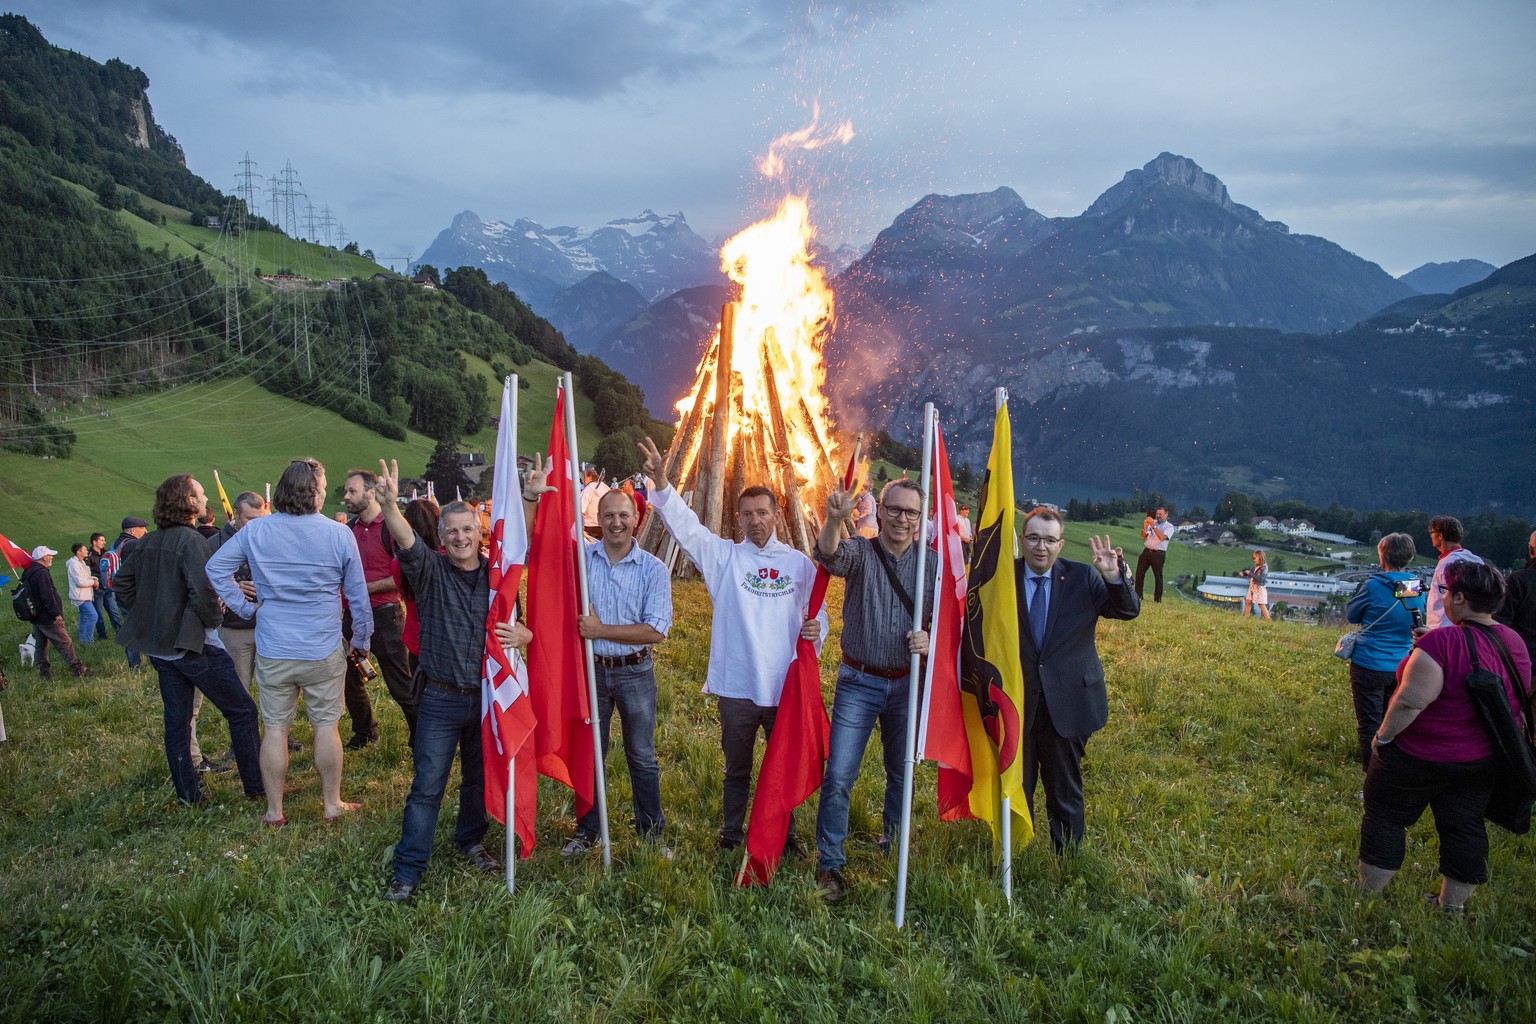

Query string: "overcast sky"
[17, 0, 1536, 275]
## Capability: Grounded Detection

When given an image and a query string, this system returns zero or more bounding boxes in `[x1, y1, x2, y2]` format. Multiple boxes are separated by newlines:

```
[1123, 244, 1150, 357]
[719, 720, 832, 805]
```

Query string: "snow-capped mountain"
[419, 209, 724, 312]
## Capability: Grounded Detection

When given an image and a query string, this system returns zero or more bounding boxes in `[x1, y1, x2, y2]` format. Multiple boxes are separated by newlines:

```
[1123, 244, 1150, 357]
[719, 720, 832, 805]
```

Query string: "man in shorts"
[207, 458, 373, 826]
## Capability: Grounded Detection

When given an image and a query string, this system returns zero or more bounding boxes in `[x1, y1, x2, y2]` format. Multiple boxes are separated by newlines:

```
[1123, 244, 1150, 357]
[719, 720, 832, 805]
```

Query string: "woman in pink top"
[1358, 561, 1531, 913]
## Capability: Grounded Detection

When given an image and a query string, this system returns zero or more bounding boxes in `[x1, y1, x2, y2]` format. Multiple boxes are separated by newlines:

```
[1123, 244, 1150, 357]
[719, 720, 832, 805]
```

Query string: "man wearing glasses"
[1017, 507, 1139, 852]
[1422, 515, 1483, 631]
[812, 479, 932, 902]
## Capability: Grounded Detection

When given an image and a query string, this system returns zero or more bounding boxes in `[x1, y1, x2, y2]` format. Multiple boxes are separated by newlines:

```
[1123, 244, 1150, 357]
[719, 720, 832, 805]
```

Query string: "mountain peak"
[1085, 152, 1235, 218]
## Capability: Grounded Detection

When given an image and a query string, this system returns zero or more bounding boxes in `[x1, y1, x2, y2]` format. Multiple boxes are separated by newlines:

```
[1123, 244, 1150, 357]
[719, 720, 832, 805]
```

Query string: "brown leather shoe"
[815, 868, 844, 904]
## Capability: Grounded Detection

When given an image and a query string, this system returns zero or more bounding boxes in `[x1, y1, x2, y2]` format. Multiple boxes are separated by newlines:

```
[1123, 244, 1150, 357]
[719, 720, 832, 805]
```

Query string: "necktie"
[1030, 576, 1048, 650]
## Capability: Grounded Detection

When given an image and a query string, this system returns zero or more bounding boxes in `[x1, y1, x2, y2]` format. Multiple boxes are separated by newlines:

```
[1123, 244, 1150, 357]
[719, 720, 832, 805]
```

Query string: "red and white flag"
[525, 386, 596, 815]
[0, 532, 34, 572]
[483, 378, 537, 856]
[919, 421, 975, 819]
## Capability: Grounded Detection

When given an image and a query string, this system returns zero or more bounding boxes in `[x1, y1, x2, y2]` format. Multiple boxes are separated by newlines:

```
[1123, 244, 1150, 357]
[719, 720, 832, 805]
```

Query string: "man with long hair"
[115, 475, 264, 807]
[206, 458, 372, 826]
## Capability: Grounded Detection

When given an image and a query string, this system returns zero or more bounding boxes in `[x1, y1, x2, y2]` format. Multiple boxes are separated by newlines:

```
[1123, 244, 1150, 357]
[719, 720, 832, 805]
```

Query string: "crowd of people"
[10, 454, 1534, 913]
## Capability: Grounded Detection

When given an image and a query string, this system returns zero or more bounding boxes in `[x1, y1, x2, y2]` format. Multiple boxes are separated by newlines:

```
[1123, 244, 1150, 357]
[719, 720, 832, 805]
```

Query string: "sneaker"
[462, 843, 501, 874]
[383, 877, 416, 903]
[642, 841, 675, 862]
[816, 868, 845, 904]
[195, 759, 215, 775]
[1424, 892, 1466, 916]
[73, 665, 92, 678]
[718, 836, 743, 852]
[287, 739, 304, 752]
[782, 836, 804, 860]
[561, 835, 596, 857]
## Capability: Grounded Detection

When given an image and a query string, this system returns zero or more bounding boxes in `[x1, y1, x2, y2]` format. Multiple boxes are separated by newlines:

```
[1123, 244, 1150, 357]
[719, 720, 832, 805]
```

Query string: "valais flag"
[483, 378, 537, 856]
[918, 421, 974, 819]
[737, 448, 858, 886]
[524, 386, 596, 816]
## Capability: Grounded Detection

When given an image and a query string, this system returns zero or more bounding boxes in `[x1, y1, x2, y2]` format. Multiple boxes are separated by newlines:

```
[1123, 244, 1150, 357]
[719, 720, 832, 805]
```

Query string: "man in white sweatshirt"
[638, 436, 825, 851]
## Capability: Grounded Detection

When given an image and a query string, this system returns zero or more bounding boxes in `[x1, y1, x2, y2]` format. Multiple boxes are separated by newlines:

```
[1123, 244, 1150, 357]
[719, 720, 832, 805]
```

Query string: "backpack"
[100, 542, 123, 590]
[11, 582, 37, 622]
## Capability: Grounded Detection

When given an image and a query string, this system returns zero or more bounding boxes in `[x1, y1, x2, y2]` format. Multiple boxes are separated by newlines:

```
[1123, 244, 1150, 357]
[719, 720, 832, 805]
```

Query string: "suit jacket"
[1016, 556, 1140, 738]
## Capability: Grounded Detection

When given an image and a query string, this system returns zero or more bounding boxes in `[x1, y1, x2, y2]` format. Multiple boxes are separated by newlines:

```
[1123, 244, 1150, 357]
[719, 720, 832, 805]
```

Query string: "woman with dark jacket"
[1359, 561, 1532, 913]
[116, 475, 265, 806]
[1346, 532, 1426, 770]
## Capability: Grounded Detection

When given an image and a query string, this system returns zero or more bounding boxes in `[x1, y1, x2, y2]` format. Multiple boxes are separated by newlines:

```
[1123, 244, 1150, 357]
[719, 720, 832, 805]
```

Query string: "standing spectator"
[1239, 550, 1272, 620]
[812, 479, 932, 902]
[956, 504, 975, 564]
[66, 543, 98, 645]
[1135, 508, 1180, 603]
[637, 436, 824, 853]
[194, 507, 221, 539]
[206, 457, 372, 827]
[199, 491, 278, 770]
[1359, 561, 1530, 914]
[619, 477, 648, 529]
[340, 468, 416, 750]
[20, 546, 91, 679]
[109, 516, 150, 669]
[1494, 529, 1536, 662]
[396, 499, 441, 673]
[114, 475, 263, 807]
[580, 467, 610, 541]
[555, 485, 673, 858]
[1423, 515, 1483, 631]
[1344, 533, 1426, 772]
[1015, 508, 1139, 851]
[373, 460, 518, 901]
[852, 486, 877, 539]
[85, 533, 114, 639]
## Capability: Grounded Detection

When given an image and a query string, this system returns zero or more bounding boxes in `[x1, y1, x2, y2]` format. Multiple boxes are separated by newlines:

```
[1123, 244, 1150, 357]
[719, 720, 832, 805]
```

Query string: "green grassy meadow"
[1, 581, 1531, 1021]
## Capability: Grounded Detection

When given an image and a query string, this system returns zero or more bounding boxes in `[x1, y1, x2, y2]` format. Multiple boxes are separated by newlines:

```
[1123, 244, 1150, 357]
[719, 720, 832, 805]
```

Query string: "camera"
[1392, 578, 1422, 600]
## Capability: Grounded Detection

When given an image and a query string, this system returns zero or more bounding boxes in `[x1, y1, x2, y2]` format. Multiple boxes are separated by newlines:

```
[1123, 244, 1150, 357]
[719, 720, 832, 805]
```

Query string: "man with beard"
[812, 478, 932, 902]
[339, 468, 416, 749]
[637, 437, 824, 854]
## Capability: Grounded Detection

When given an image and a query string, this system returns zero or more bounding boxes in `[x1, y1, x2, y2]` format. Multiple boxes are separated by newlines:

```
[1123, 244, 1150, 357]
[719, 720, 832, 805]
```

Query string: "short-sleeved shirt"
[584, 539, 672, 658]
[1397, 623, 1530, 763]
[397, 536, 489, 688]
[816, 536, 934, 672]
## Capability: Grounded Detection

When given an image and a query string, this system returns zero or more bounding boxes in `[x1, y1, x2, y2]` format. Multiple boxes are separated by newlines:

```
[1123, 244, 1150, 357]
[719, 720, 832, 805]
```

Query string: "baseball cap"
[30, 545, 57, 559]
[121, 516, 149, 530]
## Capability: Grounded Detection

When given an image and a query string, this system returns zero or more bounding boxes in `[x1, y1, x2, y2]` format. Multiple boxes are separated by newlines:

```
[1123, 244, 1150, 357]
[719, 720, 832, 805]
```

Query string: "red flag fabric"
[524, 387, 595, 816]
[737, 448, 859, 886]
[0, 532, 33, 572]
[483, 377, 537, 857]
[919, 422, 975, 819]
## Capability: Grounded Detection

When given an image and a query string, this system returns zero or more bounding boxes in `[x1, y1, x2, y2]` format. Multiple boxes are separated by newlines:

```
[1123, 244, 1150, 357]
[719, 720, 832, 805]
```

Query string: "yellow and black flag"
[959, 394, 1033, 854]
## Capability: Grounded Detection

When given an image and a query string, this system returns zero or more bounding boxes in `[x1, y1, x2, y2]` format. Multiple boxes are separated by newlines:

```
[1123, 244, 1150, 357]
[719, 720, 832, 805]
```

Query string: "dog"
[17, 635, 35, 668]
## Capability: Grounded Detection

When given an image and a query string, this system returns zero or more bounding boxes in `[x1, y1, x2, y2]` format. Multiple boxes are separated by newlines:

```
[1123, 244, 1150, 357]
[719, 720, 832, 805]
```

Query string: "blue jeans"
[392, 685, 488, 885]
[576, 658, 664, 840]
[73, 600, 98, 645]
[94, 589, 121, 636]
[151, 645, 264, 804]
[816, 664, 911, 872]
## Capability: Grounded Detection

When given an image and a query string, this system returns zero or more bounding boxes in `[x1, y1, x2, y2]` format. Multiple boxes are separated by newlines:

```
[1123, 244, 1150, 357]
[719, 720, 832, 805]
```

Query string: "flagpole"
[562, 371, 612, 869]
[894, 403, 936, 930]
[503, 375, 520, 896]
[996, 386, 1012, 907]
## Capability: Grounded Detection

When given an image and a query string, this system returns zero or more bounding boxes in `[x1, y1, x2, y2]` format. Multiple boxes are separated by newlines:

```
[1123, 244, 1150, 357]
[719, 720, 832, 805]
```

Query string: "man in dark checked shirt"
[372, 459, 531, 903]
[812, 478, 933, 903]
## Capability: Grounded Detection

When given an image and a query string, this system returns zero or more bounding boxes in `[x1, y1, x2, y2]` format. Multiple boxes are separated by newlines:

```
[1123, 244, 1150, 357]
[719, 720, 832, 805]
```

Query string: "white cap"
[30, 545, 57, 559]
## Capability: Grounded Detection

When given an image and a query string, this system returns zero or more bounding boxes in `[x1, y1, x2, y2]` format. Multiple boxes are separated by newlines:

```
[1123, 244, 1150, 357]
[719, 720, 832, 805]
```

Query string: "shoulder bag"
[1462, 623, 1536, 834]
[1334, 579, 1397, 661]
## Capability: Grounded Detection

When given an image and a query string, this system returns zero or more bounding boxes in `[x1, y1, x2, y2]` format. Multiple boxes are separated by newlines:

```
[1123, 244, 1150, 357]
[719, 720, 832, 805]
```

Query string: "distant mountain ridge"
[420, 208, 724, 311]
[1397, 259, 1496, 295]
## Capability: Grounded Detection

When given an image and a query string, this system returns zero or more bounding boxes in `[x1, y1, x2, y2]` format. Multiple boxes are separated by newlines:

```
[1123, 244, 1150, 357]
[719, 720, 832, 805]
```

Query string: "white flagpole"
[503, 374, 520, 896]
[997, 385, 1011, 906]
[562, 371, 611, 869]
[894, 402, 936, 930]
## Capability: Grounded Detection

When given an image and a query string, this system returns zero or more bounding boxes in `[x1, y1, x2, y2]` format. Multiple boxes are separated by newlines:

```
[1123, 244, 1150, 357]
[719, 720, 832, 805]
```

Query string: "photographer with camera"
[1344, 533, 1427, 772]
[1238, 550, 1271, 621]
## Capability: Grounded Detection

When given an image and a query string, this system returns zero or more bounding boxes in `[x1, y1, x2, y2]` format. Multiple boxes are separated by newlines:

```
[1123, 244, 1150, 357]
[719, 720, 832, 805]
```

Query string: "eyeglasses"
[1023, 534, 1063, 547]
[883, 506, 922, 520]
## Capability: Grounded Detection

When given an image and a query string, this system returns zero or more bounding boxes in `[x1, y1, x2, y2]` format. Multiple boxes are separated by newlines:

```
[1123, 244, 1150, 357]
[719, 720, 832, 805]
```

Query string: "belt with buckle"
[840, 655, 909, 680]
[594, 649, 651, 669]
[424, 676, 477, 694]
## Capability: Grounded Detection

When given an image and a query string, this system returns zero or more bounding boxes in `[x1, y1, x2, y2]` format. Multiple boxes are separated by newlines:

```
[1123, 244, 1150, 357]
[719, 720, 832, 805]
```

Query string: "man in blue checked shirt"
[551, 483, 673, 858]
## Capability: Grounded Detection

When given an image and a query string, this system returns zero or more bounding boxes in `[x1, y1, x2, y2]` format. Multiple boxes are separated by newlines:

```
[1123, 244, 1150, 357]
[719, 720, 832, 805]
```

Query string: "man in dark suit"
[1016, 507, 1139, 851]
